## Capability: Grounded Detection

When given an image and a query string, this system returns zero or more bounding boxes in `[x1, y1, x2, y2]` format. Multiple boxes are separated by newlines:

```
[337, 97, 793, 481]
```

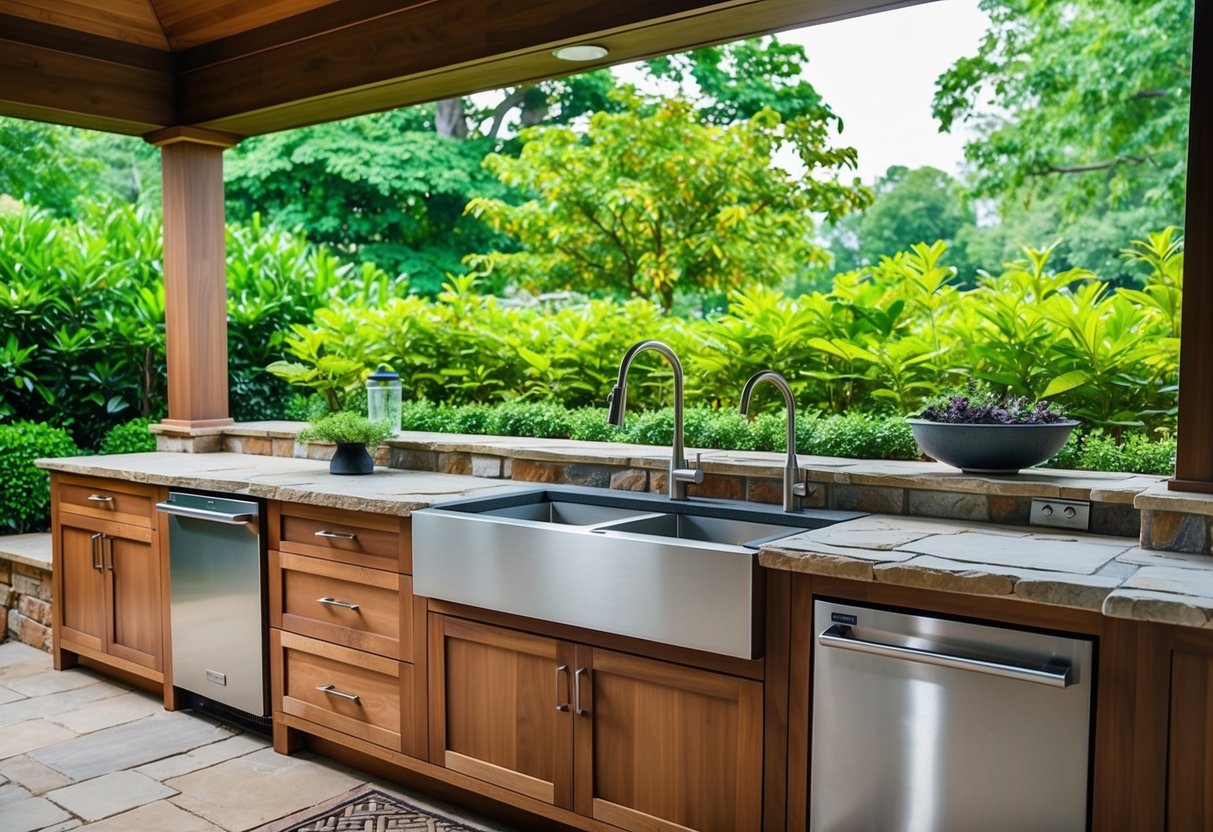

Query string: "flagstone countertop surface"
[34, 451, 1213, 631]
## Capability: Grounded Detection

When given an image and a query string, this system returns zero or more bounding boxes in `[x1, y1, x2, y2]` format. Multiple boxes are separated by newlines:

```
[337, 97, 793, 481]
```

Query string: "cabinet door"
[576, 648, 763, 832]
[430, 616, 575, 808]
[1169, 645, 1213, 831]
[56, 521, 107, 652]
[104, 527, 161, 670]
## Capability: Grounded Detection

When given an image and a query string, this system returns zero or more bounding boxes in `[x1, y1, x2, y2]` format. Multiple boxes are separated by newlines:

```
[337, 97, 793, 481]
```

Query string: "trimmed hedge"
[0, 421, 78, 533]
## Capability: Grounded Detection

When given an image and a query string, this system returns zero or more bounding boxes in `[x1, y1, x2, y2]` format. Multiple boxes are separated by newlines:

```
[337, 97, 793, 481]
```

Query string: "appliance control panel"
[1029, 498, 1091, 531]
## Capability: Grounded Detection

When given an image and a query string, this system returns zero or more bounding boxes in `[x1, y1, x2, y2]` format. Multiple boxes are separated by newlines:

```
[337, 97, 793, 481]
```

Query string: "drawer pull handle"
[574, 667, 589, 716]
[555, 663, 570, 712]
[314, 530, 357, 541]
[87, 494, 114, 503]
[316, 684, 361, 703]
[317, 597, 361, 611]
[91, 533, 103, 570]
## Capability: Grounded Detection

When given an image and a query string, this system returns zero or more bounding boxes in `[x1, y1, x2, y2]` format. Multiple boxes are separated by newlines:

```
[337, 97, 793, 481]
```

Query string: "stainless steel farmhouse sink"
[412, 488, 862, 659]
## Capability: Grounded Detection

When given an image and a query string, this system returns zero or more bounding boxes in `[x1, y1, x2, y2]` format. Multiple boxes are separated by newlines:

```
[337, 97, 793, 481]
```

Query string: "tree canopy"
[465, 93, 870, 311]
[933, 0, 1192, 219]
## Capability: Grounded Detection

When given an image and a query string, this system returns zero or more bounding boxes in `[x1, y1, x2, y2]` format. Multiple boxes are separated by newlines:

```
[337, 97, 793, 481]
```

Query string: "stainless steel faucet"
[607, 340, 703, 500]
[739, 370, 808, 512]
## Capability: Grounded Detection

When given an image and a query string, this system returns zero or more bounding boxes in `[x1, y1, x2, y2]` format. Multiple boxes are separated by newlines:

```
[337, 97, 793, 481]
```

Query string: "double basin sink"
[413, 488, 862, 659]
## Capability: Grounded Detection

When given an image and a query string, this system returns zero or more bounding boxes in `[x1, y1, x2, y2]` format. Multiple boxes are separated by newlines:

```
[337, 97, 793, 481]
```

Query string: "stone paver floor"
[0, 641, 516, 832]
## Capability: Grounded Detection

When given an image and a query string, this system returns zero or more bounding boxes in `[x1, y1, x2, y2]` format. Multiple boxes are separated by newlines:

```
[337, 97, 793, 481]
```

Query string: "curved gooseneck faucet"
[607, 340, 703, 500]
[739, 370, 808, 512]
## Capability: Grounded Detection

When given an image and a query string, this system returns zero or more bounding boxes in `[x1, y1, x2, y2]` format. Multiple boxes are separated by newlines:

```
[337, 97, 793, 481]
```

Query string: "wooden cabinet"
[268, 502, 423, 758]
[1168, 631, 1213, 831]
[429, 614, 763, 832]
[52, 474, 164, 682]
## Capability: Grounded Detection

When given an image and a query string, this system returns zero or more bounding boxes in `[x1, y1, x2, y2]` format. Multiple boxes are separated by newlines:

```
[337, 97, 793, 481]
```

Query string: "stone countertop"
[760, 515, 1213, 630]
[34, 450, 1213, 630]
[36, 452, 519, 516]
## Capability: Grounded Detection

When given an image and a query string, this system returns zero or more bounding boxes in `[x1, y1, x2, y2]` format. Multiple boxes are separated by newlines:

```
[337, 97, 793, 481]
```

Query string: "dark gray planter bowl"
[906, 419, 1079, 474]
[330, 442, 374, 475]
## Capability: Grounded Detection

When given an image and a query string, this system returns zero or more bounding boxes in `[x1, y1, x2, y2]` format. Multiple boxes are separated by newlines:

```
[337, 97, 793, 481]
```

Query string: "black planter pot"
[906, 419, 1079, 474]
[330, 442, 374, 475]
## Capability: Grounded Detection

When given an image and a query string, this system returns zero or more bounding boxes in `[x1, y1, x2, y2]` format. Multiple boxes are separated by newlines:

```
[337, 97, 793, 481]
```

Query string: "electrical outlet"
[1030, 498, 1091, 531]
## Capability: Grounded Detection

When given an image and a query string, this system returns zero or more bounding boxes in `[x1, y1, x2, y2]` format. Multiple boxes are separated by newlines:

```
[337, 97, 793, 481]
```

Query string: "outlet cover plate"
[1030, 498, 1091, 531]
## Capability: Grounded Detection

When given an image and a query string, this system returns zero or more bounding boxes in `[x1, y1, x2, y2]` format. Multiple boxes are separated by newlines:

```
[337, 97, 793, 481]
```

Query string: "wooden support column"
[146, 126, 241, 430]
[1171, 0, 1212, 492]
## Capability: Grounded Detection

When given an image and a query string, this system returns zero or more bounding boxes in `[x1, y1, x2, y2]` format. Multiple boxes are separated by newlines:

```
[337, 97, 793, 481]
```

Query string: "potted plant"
[907, 383, 1078, 474]
[297, 412, 396, 475]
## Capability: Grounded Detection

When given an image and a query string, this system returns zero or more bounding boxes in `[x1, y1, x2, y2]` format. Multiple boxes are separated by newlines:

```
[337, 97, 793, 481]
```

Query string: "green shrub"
[0, 421, 78, 533]
[99, 417, 157, 454]
[804, 413, 919, 460]
[486, 401, 571, 439]
[567, 408, 623, 443]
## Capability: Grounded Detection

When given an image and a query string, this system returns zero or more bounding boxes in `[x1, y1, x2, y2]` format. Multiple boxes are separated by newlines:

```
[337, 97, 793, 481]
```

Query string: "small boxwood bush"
[1, 421, 78, 533]
[99, 417, 157, 455]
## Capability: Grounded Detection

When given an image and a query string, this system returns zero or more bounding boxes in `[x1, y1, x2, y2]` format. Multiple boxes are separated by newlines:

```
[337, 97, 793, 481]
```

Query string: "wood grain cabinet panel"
[579, 648, 763, 832]
[52, 479, 164, 681]
[272, 504, 409, 573]
[57, 476, 154, 526]
[429, 615, 762, 831]
[271, 551, 410, 660]
[430, 615, 575, 808]
[274, 630, 413, 754]
[1169, 643, 1213, 831]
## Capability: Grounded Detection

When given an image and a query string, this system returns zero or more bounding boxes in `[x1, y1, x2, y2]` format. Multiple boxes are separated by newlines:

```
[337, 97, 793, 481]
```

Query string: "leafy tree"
[934, 0, 1193, 218]
[224, 109, 510, 293]
[827, 166, 976, 277]
[465, 93, 870, 311]
[644, 37, 836, 126]
[0, 118, 98, 214]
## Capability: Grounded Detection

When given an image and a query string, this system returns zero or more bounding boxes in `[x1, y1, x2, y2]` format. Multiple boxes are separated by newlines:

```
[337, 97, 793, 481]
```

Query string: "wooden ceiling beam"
[179, 0, 921, 135]
[0, 14, 173, 134]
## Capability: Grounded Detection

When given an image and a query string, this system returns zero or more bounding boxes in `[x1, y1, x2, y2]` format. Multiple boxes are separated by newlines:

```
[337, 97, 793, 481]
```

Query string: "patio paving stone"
[136, 733, 268, 782]
[0, 719, 79, 760]
[3, 667, 112, 698]
[76, 800, 225, 831]
[1, 795, 72, 832]
[48, 689, 165, 734]
[0, 643, 45, 668]
[46, 770, 176, 821]
[167, 748, 363, 831]
[0, 755, 75, 794]
[0, 682, 127, 730]
[32, 710, 237, 780]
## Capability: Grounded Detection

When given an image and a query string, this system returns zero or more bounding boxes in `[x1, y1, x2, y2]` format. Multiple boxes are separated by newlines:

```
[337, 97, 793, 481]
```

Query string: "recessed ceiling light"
[553, 44, 609, 62]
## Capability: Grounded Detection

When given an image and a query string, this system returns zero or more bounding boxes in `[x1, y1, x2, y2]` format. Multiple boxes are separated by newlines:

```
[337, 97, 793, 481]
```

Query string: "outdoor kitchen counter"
[760, 513, 1213, 630]
[36, 451, 518, 516]
[35, 451, 1213, 630]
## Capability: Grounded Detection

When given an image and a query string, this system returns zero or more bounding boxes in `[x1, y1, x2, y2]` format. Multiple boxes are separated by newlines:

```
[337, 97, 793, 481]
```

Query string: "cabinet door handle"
[90, 533, 103, 570]
[316, 597, 360, 611]
[555, 664, 570, 712]
[573, 667, 589, 716]
[314, 530, 357, 541]
[104, 536, 114, 571]
[87, 494, 114, 503]
[316, 684, 361, 703]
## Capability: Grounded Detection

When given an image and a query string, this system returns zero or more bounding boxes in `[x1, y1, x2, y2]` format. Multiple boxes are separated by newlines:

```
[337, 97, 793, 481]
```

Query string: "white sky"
[613, 0, 990, 185]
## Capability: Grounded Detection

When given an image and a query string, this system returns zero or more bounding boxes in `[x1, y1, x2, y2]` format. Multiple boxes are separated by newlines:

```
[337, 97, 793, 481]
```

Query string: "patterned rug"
[261, 787, 486, 832]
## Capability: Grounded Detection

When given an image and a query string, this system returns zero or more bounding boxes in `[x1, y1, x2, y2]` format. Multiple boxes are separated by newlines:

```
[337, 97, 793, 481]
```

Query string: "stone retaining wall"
[1, 554, 53, 651]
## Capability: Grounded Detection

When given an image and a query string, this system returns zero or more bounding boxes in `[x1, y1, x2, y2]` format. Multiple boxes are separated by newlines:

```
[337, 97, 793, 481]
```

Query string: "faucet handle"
[791, 468, 809, 498]
[673, 453, 705, 486]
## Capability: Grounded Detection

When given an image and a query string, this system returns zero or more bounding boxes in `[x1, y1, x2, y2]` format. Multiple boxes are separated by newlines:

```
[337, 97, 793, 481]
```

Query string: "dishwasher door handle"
[818, 624, 1073, 688]
[156, 502, 256, 525]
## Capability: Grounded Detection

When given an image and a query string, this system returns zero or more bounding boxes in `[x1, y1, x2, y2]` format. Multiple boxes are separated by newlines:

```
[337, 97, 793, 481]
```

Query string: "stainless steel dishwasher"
[811, 599, 1093, 832]
[157, 491, 268, 718]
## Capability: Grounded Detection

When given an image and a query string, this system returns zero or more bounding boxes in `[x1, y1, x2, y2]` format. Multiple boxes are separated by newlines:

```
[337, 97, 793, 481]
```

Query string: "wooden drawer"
[273, 630, 413, 753]
[55, 475, 154, 527]
[271, 503, 409, 573]
[270, 551, 411, 661]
